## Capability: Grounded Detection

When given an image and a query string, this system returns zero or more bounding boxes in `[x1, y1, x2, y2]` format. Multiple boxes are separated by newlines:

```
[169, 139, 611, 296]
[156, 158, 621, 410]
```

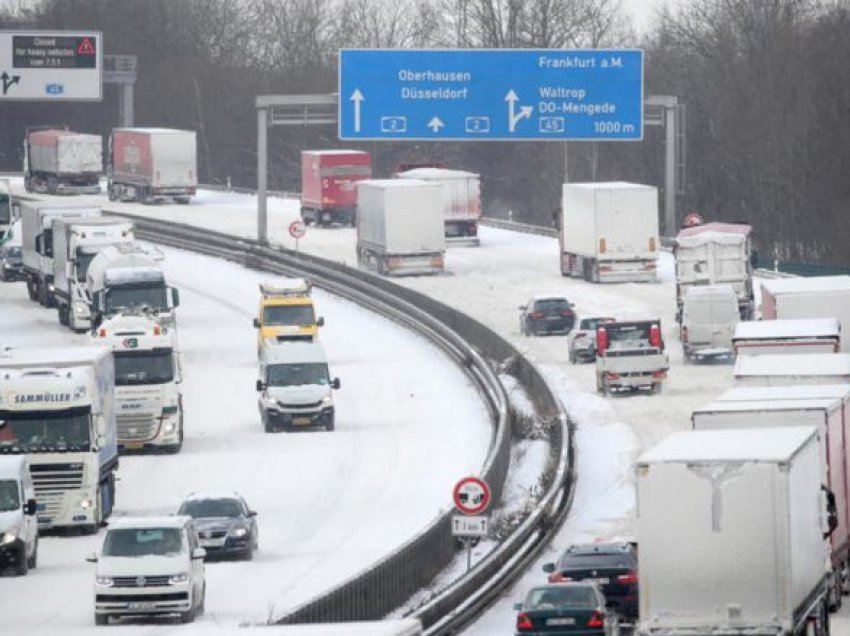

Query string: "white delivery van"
[680, 284, 740, 362]
[0, 456, 38, 575]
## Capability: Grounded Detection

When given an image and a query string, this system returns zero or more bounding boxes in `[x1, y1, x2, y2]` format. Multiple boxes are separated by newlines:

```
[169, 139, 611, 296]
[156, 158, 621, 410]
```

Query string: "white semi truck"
[20, 201, 101, 307]
[86, 242, 180, 327]
[0, 346, 118, 534]
[51, 216, 135, 332]
[636, 426, 834, 636]
[92, 313, 184, 453]
[559, 182, 660, 283]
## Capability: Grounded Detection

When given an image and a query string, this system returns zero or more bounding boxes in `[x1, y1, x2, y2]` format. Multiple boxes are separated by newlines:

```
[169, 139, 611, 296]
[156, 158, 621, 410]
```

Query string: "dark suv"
[519, 296, 576, 336]
[542, 542, 638, 621]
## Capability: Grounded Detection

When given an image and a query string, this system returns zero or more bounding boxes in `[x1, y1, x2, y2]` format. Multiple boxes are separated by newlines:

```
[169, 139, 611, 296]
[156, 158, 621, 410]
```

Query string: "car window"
[179, 498, 244, 518]
[559, 552, 634, 569]
[527, 586, 597, 609]
[534, 299, 570, 312]
[103, 528, 185, 557]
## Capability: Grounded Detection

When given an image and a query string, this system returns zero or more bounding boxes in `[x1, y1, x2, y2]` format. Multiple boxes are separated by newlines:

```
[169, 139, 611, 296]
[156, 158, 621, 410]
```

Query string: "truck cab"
[256, 341, 340, 432]
[680, 284, 739, 362]
[595, 319, 669, 395]
[253, 279, 323, 354]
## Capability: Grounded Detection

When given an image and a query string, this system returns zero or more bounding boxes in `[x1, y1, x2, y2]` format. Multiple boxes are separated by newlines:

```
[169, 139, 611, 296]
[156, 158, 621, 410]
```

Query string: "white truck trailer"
[693, 384, 850, 609]
[733, 318, 841, 356]
[51, 216, 135, 332]
[107, 128, 197, 204]
[761, 276, 850, 353]
[0, 346, 118, 533]
[22, 128, 102, 195]
[395, 167, 481, 245]
[734, 353, 850, 387]
[86, 242, 180, 327]
[356, 179, 445, 276]
[636, 426, 833, 636]
[20, 201, 101, 307]
[559, 182, 659, 283]
[674, 221, 755, 321]
[92, 313, 184, 453]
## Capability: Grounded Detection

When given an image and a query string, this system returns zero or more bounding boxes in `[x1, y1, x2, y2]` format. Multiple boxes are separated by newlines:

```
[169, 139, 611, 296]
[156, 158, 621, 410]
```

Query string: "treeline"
[2, 0, 850, 264]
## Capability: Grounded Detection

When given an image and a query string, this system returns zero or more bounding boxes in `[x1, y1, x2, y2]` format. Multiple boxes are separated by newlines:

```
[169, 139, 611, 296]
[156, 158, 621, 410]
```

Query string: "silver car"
[568, 317, 615, 363]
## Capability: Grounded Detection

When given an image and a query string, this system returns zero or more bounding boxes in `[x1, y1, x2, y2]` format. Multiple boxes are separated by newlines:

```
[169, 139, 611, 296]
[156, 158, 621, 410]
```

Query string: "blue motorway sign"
[339, 49, 643, 141]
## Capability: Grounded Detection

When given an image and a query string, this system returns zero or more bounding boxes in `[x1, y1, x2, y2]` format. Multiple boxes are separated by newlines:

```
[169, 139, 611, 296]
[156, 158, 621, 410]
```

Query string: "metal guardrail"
[99, 210, 574, 634]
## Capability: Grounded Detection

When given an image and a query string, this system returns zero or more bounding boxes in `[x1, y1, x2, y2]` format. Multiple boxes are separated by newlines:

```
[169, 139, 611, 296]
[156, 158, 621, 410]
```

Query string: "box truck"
[636, 427, 833, 636]
[107, 128, 197, 204]
[734, 353, 850, 387]
[0, 346, 118, 533]
[559, 182, 659, 283]
[693, 384, 850, 610]
[51, 216, 135, 332]
[679, 284, 740, 362]
[733, 318, 841, 356]
[22, 127, 102, 195]
[674, 221, 755, 321]
[300, 150, 371, 226]
[356, 179, 445, 276]
[395, 167, 481, 245]
[20, 201, 101, 307]
[761, 276, 850, 353]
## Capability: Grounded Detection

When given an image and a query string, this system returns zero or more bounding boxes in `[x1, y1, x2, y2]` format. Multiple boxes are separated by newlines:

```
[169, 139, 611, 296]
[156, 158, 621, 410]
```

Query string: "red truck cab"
[300, 150, 371, 227]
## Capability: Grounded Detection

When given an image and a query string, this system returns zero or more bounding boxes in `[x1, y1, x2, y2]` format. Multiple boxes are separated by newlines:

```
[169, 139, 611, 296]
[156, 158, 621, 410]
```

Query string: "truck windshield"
[114, 349, 174, 385]
[106, 284, 168, 313]
[0, 195, 10, 224]
[75, 249, 98, 281]
[0, 408, 91, 453]
[263, 305, 315, 327]
[102, 527, 185, 557]
[607, 324, 653, 348]
[267, 363, 329, 387]
[0, 480, 19, 512]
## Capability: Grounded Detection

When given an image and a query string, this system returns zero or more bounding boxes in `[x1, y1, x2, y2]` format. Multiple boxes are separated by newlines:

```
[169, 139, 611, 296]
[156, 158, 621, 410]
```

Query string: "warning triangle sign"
[77, 37, 96, 55]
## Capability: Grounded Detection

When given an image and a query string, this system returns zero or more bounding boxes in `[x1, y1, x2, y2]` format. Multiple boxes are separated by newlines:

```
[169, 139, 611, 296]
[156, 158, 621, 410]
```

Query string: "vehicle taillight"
[606, 372, 620, 380]
[517, 612, 534, 631]
[652, 370, 667, 379]
[681, 326, 688, 342]
[599, 238, 607, 254]
[617, 570, 639, 585]
[649, 324, 662, 348]
[644, 261, 656, 269]
[468, 222, 478, 236]
[596, 327, 609, 356]
[598, 264, 612, 272]
[649, 236, 657, 252]
[548, 571, 572, 583]
[587, 611, 604, 628]
[98, 328, 107, 337]
[561, 309, 574, 316]
[530, 312, 544, 319]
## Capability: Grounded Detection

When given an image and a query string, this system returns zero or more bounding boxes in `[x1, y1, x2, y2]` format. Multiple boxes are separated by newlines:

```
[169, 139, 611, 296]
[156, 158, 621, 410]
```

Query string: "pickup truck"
[595, 319, 669, 395]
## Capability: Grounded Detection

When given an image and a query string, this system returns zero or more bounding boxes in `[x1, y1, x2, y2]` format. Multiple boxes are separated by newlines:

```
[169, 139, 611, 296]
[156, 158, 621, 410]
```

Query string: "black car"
[0, 245, 24, 282]
[542, 542, 638, 621]
[177, 492, 259, 561]
[520, 297, 576, 336]
[514, 582, 620, 636]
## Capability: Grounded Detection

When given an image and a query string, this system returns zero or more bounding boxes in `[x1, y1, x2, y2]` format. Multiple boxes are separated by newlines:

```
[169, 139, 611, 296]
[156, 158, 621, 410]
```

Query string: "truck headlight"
[74, 304, 88, 316]
[162, 422, 176, 434]
[0, 532, 17, 545]
[79, 499, 92, 510]
[169, 573, 189, 584]
[262, 397, 280, 411]
[96, 576, 114, 587]
[229, 527, 248, 538]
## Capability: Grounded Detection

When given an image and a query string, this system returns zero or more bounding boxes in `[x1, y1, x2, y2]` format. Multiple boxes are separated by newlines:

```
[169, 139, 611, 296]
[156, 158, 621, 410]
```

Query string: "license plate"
[293, 417, 312, 425]
[546, 315, 562, 321]
[128, 602, 155, 611]
[123, 441, 144, 449]
[547, 618, 575, 626]
[588, 577, 610, 585]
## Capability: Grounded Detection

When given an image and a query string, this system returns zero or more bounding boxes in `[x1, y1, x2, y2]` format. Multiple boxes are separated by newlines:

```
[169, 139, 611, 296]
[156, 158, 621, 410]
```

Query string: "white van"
[0, 455, 39, 575]
[680, 284, 740, 362]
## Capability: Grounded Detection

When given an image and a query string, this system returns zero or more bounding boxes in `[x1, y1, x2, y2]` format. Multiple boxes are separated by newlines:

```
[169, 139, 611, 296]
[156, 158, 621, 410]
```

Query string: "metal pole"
[563, 142, 569, 184]
[664, 104, 676, 235]
[257, 107, 268, 244]
[121, 84, 134, 127]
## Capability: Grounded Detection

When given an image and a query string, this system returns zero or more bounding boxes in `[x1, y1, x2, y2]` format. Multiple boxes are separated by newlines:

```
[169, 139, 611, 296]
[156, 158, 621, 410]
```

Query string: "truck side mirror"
[85, 552, 98, 563]
[92, 291, 103, 312]
[24, 498, 37, 516]
[170, 287, 180, 308]
[542, 562, 555, 573]
[823, 485, 839, 539]
[513, 602, 523, 611]
[255, 379, 265, 392]
[253, 317, 260, 328]
[35, 235, 42, 254]
[317, 316, 325, 327]
[331, 378, 341, 390]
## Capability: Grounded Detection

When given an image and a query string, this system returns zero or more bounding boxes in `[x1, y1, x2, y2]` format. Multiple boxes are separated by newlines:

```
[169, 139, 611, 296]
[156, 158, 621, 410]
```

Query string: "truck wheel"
[652, 383, 663, 395]
[47, 175, 58, 194]
[58, 305, 69, 326]
[26, 279, 38, 301]
[179, 605, 195, 624]
[326, 415, 335, 432]
[94, 613, 109, 626]
[107, 182, 117, 201]
[27, 536, 38, 569]
[14, 545, 28, 575]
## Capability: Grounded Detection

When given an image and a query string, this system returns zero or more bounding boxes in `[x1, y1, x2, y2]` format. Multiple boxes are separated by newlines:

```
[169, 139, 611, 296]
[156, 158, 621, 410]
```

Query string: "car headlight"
[321, 395, 333, 407]
[169, 573, 189, 584]
[229, 527, 248, 538]
[96, 576, 114, 587]
[262, 396, 280, 410]
[1, 532, 17, 545]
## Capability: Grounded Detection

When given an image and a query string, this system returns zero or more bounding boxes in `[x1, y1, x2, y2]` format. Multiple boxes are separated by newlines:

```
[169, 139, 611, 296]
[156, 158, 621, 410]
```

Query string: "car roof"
[181, 491, 245, 502]
[561, 541, 635, 556]
[107, 515, 192, 530]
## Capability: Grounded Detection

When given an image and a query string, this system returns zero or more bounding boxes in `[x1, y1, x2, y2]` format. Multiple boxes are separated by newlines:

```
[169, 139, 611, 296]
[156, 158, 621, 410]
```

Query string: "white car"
[88, 515, 206, 625]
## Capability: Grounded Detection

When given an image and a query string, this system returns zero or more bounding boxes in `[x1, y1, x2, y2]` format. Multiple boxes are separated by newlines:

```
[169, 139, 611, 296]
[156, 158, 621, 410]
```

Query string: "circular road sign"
[453, 476, 491, 515]
[289, 219, 306, 239]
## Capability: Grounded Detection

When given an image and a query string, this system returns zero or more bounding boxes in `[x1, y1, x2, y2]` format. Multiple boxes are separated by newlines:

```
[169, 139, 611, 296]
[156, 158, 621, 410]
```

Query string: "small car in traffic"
[87, 515, 206, 625]
[514, 582, 620, 635]
[0, 244, 24, 282]
[568, 317, 616, 363]
[519, 296, 576, 336]
[177, 492, 259, 561]
[542, 542, 638, 621]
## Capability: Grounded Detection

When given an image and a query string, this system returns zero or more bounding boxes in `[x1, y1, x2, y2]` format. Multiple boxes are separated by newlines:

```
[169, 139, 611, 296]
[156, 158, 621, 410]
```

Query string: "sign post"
[288, 219, 306, 254]
[452, 476, 492, 572]
[0, 30, 102, 101]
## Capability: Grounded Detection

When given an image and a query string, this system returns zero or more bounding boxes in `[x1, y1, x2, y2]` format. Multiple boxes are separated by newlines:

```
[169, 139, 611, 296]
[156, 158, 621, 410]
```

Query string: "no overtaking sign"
[453, 476, 491, 515]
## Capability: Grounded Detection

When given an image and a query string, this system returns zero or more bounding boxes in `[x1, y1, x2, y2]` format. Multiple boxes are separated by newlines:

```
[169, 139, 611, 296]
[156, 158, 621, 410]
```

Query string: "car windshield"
[102, 527, 185, 557]
[581, 318, 614, 331]
[106, 285, 168, 314]
[0, 479, 20, 512]
[263, 304, 315, 327]
[527, 586, 597, 609]
[559, 552, 633, 569]
[114, 349, 175, 386]
[179, 498, 243, 519]
[0, 408, 91, 453]
[267, 362, 329, 387]
[534, 299, 570, 312]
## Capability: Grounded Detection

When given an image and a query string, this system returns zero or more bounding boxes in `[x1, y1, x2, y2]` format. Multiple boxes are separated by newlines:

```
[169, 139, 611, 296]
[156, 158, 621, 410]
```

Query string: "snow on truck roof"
[304, 149, 368, 156]
[695, 396, 842, 414]
[761, 275, 850, 294]
[0, 345, 110, 368]
[683, 284, 736, 298]
[113, 127, 194, 135]
[676, 222, 752, 238]
[564, 181, 654, 190]
[638, 426, 818, 464]
[735, 352, 850, 377]
[358, 179, 438, 190]
[397, 168, 478, 179]
[734, 318, 840, 340]
[717, 383, 850, 402]
[104, 266, 164, 284]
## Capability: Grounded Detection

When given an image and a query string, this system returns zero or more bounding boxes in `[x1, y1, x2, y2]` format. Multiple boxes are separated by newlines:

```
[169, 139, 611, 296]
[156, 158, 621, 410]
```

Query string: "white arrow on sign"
[505, 90, 533, 133]
[350, 89, 364, 133]
[427, 116, 444, 133]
